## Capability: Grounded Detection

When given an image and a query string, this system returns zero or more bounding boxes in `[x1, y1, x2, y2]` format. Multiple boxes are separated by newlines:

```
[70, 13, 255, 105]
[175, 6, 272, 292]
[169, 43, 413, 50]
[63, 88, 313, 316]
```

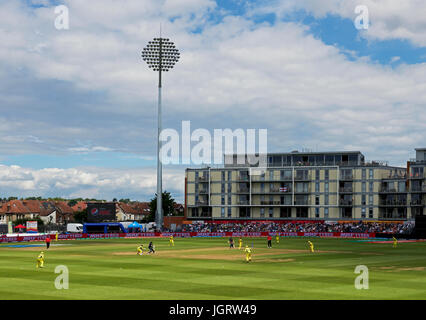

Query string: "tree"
[67, 199, 78, 207]
[148, 191, 176, 222]
[119, 198, 131, 204]
[73, 210, 88, 223]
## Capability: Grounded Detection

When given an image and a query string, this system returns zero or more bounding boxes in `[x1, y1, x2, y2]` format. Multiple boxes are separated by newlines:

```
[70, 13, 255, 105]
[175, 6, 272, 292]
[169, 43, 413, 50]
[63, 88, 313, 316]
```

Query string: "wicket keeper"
[244, 245, 252, 262]
[36, 251, 45, 268]
[307, 240, 314, 253]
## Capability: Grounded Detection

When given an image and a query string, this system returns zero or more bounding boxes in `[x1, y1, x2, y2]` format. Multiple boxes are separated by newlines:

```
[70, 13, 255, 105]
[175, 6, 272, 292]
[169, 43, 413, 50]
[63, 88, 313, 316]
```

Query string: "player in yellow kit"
[276, 234, 280, 244]
[238, 237, 243, 250]
[169, 235, 174, 246]
[55, 232, 59, 241]
[36, 251, 45, 268]
[137, 244, 144, 255]
[244, 245, 252, 262]
[393, 236, 398, 248]
[307, 240, 314, 253]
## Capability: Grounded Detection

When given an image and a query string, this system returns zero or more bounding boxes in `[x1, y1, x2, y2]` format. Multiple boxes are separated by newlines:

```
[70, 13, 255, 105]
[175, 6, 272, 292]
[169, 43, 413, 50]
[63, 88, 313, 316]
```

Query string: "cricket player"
[169, 235, 174, 246]
[307, 240, 314, 253]
[137, 244, 144, 255]
[267, 235, 272, 248]
[55, 232, 59, 241]
[276, 234, 280, 244]
[244, 245, 252, 262]
[148, 241, 155, 254]
[36, 251, 45, 268]
[238, 237, 243, 250]
[393, 236, 398, 248]
[45, 236, 51, 249]
[229, 237, 234, 249]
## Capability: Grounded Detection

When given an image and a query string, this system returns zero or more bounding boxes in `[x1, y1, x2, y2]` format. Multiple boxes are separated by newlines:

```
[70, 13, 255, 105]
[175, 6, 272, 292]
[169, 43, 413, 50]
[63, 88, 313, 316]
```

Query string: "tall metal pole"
[141, 36, 180, 232]
[156, 38, 163, 230]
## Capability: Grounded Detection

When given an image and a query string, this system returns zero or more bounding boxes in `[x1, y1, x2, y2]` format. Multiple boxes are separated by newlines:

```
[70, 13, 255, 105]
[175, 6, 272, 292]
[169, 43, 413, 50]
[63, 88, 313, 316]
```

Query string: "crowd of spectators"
[181, 221, 415, 234]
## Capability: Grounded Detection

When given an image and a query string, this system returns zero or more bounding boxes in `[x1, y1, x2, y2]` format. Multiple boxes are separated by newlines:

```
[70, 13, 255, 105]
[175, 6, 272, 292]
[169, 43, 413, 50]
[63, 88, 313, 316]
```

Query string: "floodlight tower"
[141, 36, 180, 231]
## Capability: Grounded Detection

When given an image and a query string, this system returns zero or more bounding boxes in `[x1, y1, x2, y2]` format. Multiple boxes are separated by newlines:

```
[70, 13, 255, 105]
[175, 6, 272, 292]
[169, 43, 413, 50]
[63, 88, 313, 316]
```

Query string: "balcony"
[339, 199, 353, 206]
[379, 200, 407, 206]
[199, 189, 209, 194]
[294, 188, 310, 194]
[260, 200, 281, 205]
[236, 187, 250, 193]
[340, 174, 353, 181]
[379, 187, 407, 193]
[195, 200, 209, 206]
[409, 172, 426, 179]
[339, 187, 353, 193]
[294, 173, 311, 181]
[410, 185, 426, 193]
[294, 200, 309, 206]
[410, 200, 425, 206]
[198, 176, 209, 182]
[237, 175, 250, 181]
[238, 200, 250, 205]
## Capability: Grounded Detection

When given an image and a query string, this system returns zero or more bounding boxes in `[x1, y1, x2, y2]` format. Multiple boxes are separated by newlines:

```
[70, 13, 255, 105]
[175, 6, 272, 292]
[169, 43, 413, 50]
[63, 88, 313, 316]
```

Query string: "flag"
[280, 187, 288, 192]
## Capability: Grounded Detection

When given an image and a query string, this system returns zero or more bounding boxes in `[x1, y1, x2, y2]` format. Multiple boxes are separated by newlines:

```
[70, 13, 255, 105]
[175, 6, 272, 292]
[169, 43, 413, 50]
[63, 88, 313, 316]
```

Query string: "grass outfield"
[0, 237, 425, 300]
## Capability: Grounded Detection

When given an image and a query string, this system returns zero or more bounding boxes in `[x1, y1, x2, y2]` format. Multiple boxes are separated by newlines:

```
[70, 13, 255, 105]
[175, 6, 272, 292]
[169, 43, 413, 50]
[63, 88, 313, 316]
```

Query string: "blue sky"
[0, 0, 425, 201]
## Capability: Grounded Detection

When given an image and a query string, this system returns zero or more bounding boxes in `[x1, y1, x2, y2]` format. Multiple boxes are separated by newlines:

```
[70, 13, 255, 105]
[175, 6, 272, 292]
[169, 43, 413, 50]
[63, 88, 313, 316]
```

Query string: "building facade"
[185, 149, 426, 221]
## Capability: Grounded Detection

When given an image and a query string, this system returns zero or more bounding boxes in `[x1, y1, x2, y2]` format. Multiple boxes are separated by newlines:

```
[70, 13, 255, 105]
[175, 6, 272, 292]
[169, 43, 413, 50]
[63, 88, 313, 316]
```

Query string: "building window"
[362, 182, 366, 193]
[362, 194, 366, 205]
[269, 170, 274, 180]
[228, 195, 231, 205]
[269, 207, 273, 218]
[315, 169, 320, 180]
[324, 207, 329, 218]
[361, 207, 366, 218]
[369, 208, 373, 218]
[324, 194, 329, 205]
[221, 171, 225, 181]
[315, 207, 320, 218]
[221, 207, 225, 218]
[369, 194, 373, 205]
[315, 182, 319, 193]
[369, 182, 374, 192]
[260, 208, 265, 218]
[369, 169, 373, 179]
[227, 207, 232, 217]
[362, 169, 366, 179]
[280, 207, 291, 218]
[325, 169, 329, 180]
[325, 182, 329, 193]
[221, 183, 225, 193]
[260, 183, 265, 192]
[315, 195, 320, 205]
[221, 196, 225, 205]
[228, 183, 232, 193]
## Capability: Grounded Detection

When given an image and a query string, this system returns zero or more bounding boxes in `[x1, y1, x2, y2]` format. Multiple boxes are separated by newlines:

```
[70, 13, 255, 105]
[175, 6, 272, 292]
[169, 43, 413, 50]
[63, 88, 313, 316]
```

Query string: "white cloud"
[253, 0, 426, 47]
[0, 164, 184, 201]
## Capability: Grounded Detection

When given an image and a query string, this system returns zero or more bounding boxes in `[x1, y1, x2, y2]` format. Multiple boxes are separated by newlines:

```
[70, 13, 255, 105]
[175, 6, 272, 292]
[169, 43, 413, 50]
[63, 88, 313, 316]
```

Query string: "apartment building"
[185, 149, 426, 221]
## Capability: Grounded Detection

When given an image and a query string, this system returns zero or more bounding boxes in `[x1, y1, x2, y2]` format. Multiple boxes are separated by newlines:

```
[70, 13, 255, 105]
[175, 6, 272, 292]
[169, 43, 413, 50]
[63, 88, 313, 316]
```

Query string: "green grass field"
[0, 237, 425, 300]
